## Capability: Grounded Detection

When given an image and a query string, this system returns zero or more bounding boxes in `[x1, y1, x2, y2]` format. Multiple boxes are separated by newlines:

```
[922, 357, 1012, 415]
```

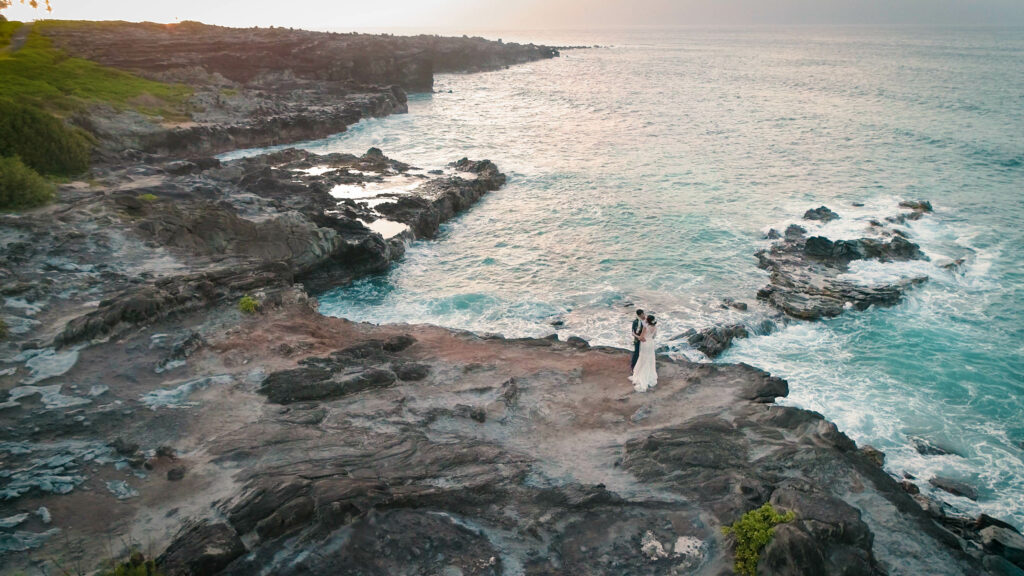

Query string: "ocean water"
[224, 28, 1024, 527]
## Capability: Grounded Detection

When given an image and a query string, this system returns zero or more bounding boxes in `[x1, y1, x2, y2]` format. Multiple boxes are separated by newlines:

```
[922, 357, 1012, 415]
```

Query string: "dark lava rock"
[929, 476, 979, 500]
[566, 336, 590, 349]
[803, 206, 840, 222]
[167, 466, 186, 481]
[755, 210, 930, 321]
[735, 363, 789, 403]
[111, 437, 140, 456]
[859, 445, 885, 468]
[765, 484, 880, 576]
[980, 526, 1024, 570]
[899, 200, 933, 213]
[260, 367, 397, 404]
[394, 362, 430, 381]
[721, 297, 748, 311]
[901, 480, 921, 495]
[157, 521, 246, 576]
[983, 554, 1024, 576]
[765, 228, 783, 240]
[911, 436, 962, 457]
[686, 324, 749, 358]
[784, 224, 807, 240]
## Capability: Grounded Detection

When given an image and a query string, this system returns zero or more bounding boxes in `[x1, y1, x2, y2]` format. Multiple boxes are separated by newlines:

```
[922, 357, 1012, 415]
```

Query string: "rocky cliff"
[34, 20, 559, 159]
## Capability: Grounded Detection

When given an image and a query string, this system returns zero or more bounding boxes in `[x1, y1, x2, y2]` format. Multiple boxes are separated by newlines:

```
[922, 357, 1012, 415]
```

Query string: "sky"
[4, 0, 1024, 30]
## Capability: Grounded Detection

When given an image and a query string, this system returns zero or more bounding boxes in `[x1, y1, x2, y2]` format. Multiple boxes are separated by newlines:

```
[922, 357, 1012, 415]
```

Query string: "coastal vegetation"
[0, 98, 91, 175]
[0, 21, 191, 117]
[0, 155, 54, 209]
[723, 503, 796, 576]
[0, 19, 191, 208]
[238, 295, 260, 314]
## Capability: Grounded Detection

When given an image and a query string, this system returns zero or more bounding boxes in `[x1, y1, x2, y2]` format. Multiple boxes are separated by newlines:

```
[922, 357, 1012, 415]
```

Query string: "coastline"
[1, 21, 1022, 576]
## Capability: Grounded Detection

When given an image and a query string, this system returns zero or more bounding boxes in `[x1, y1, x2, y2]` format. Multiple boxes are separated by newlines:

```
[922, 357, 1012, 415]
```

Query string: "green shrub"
[138, 193, 158, 202]
[722, 503, 796, 576]
[238, 295, 260, 314]
[0, 155, 54, 210]
[0, 98, 92, 176]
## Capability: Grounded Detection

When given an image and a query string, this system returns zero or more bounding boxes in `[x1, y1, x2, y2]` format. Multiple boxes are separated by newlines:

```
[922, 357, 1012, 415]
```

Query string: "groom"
[630, 309, 646, 371]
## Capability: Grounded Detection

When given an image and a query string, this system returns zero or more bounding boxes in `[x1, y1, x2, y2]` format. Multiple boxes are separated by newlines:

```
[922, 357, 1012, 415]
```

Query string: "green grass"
[137, 193, 158, 202]
[238, 295, 260, 314]
[0, 155, 54, 210]
[0, 20, 21, 46]
[722, 503, 796, 576]
[0, 20, 192, 119]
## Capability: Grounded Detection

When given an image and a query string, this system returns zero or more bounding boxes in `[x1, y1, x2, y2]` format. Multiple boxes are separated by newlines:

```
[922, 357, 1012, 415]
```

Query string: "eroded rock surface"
[756, 204, 931, 320]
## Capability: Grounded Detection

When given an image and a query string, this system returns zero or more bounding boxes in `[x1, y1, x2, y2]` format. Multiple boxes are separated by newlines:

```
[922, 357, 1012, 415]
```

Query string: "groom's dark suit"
[630, 317, 644, 370]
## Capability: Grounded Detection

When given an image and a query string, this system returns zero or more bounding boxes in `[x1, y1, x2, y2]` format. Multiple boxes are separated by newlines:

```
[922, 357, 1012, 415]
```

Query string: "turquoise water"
[224, 28, 1024, 526]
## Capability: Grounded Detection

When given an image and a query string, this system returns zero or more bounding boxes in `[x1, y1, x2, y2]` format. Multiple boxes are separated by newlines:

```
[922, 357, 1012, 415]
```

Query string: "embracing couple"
[629, 309, 658, 392]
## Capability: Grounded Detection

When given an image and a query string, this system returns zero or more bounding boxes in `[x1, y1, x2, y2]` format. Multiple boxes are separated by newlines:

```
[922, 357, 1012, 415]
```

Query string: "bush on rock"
[723, 503, 796, 576]
[0, 155, 54, 210]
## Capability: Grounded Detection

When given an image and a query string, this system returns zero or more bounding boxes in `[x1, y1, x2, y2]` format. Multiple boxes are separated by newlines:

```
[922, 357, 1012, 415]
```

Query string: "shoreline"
[1, 20, 1022, 576]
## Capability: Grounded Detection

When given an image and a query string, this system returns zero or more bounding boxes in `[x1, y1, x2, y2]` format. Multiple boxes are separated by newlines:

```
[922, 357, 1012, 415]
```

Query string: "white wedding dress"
[630, 323, 658, 392]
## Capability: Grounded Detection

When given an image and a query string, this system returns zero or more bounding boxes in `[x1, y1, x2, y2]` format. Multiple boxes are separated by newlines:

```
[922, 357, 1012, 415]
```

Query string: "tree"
[0, 0, 52, 12]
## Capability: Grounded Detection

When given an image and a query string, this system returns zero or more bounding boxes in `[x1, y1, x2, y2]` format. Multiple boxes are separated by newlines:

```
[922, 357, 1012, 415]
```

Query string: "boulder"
[910, 436, 962, 457]
[686, 324, 749, 358]
[980, 526, 1024, 570]
[784, 224, 807, 240]
[899, 200, 933, 213]
[929, 476, 979, 500]
[803, 206, 840, 222]
[859, 445, 885, 468]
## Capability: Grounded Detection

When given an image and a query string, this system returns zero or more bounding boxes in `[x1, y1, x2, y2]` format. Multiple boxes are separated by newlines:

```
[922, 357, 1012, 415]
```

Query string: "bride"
[630, 315, 658, 392]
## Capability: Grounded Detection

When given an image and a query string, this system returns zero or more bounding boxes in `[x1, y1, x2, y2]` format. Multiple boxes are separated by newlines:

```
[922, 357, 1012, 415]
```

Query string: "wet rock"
[721, 297, 748, 311]
[157, 521, 246, 576]
[911, 436, 962, 457]
[765, 228, 783, 239]
[900, 480, 920, 495]
[803, 206, 840, 222]
[784, 224, 807, 240]
[929, 476, 979, 500]
[686, 324, 748, 358]
[899, 200, 933, 213]
[755, 212, 929, 321]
